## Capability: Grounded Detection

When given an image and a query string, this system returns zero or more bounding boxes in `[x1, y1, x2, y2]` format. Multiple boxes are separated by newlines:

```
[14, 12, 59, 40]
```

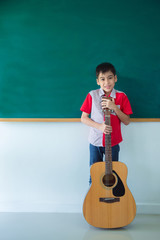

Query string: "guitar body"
[83, 161, 136, 228]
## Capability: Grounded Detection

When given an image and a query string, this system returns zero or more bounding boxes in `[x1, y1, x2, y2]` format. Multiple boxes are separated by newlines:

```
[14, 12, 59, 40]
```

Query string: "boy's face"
[97, 71, 117, 95]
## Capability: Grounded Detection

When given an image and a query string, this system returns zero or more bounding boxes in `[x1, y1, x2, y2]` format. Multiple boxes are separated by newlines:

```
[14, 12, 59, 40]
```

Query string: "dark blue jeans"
[89, 143, 120, 184]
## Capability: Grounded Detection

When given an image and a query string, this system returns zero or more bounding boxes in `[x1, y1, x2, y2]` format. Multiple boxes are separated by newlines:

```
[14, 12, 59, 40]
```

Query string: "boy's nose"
[104, 79, 109, 84]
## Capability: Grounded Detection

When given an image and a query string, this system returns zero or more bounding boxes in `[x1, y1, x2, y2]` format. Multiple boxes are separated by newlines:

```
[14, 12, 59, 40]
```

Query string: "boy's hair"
[96, 62, 116, 78]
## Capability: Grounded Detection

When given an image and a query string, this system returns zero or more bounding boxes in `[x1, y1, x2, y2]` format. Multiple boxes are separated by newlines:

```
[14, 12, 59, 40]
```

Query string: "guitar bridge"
[99, 197, 120, 203]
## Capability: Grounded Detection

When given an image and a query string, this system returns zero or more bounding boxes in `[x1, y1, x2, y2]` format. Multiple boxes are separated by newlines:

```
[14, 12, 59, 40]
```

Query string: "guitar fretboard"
[104, 105, 113, 175]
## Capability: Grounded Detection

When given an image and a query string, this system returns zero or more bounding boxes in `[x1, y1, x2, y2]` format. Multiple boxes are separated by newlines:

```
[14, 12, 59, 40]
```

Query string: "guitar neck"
[104, 108, 113, 175]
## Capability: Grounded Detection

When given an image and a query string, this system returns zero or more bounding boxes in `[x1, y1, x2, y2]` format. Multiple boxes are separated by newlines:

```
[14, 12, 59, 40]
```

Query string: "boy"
[80, 62, 133, 184]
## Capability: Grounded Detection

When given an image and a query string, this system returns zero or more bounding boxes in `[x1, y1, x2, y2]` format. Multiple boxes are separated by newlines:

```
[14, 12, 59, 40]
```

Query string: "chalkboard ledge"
[0, 118, 159, 122]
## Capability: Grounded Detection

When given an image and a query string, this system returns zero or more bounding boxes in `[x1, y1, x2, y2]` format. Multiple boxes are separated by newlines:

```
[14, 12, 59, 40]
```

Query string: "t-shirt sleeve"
[121, 94, 133, 115]
[80, 93, 92, 114]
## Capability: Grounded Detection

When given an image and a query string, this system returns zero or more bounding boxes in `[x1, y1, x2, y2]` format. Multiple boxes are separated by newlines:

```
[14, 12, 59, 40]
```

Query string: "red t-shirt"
[80, 88, 133, 147]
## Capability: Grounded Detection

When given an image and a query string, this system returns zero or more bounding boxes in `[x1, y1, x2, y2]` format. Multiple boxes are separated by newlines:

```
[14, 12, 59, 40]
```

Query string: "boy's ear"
[96, 78, 100, 85]
[115, 75, 118, 82]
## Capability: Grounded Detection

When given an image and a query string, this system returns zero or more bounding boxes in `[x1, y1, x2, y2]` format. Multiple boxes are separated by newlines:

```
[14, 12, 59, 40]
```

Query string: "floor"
[0, 213, 159, 240]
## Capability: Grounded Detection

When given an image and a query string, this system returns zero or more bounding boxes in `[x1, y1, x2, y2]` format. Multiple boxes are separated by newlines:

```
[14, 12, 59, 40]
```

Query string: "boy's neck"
[104, 89, 112, 97]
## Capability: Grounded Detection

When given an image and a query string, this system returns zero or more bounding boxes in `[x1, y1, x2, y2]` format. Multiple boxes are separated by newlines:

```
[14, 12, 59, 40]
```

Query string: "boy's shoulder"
[115, 89, 128, 98]
[89, 88, 127, 95]
[115, 89, 126, 94]
[89, 88, 103, 97]
[88, 88, 128, 100]
[89, 88, 100, 94]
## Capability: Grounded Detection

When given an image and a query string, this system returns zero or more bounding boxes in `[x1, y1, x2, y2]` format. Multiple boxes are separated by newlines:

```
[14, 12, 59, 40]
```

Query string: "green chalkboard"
[0, 0, 160, 118]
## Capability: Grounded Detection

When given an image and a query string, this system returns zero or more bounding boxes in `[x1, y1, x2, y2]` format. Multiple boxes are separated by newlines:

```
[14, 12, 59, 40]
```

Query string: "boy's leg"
[89, 144, 104, 166]
[112, 144, 120, 161]
[89, 144, 104, 184]
[100, 144, 120, 161]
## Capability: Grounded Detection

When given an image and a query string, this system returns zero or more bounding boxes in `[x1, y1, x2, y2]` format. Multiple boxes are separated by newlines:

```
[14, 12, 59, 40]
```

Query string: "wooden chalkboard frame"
[0, 118, 159, 122]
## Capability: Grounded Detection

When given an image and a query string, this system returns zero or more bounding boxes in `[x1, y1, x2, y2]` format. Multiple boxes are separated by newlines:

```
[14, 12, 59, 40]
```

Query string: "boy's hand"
[99, 122, 112, 135]
[101, 98, 116, 111]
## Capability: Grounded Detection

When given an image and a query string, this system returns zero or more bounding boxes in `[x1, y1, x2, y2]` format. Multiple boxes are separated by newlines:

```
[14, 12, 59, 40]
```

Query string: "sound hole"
[102, 174, 116, 187]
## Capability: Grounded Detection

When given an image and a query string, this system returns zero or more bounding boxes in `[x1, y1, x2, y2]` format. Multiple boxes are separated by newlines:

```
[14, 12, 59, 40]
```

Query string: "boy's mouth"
[104, 86, 111, 89]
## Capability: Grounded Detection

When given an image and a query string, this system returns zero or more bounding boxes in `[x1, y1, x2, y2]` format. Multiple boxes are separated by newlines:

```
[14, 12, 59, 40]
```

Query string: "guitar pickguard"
[112, 170, 125, 197]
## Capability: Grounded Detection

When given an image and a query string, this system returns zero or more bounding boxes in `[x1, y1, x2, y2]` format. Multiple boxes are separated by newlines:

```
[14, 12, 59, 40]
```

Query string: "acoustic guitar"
[83, 96, 136, 228]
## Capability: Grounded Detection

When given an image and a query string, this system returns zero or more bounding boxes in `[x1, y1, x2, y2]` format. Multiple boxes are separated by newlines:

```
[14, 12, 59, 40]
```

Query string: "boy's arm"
[101, 99, 130, 125]
[81, 112, 112, 134]
[113, 106, 130, 125]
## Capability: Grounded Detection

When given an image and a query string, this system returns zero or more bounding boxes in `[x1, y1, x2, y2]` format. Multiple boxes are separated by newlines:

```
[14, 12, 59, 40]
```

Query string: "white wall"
[0, 121, 159, 214]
